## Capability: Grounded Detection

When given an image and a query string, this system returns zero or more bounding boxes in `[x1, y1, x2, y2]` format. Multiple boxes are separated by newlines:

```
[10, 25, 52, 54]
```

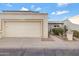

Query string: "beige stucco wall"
[0, 12, 48, 38]
[48, 23, 64, 31]
[0, 19, 1, 30]
[0, 19, 2, 38]
[42, 15, 48, 38]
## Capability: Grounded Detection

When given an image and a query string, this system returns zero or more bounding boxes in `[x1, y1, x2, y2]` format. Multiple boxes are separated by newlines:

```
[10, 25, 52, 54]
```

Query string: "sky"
[0, 3, 79, 21]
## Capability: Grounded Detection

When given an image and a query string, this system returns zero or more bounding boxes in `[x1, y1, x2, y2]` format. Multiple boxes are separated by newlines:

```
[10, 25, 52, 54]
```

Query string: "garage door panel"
[5, 21, 41, 37]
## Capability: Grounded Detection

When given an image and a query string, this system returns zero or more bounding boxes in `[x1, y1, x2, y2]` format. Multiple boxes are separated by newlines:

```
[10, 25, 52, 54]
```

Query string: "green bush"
[73, 30, 79, 38]
[52, 28, 64, 36]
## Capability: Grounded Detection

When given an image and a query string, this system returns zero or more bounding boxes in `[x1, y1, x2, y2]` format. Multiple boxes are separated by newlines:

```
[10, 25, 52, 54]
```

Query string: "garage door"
[4, 21, 42, 38]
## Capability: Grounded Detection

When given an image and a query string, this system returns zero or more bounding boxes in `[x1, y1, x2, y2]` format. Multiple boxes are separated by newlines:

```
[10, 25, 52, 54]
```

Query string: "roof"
[1, 10, 48, 15]
[2, 10, 39, 13]
[48, 21, 64, 24]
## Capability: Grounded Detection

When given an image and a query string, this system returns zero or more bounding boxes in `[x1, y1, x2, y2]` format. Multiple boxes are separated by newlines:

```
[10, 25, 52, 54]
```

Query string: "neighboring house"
[0, 11, 48, 38]
[48, 15, 79, 32]
[63, 19, 79, 31]
[48, 21, 64, 31]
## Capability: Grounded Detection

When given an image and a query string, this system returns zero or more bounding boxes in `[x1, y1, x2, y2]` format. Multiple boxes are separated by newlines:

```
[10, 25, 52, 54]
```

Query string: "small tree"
[64, 25, 68, 36]
[52, 28, 64, 36]
[73, 30, 79, 38]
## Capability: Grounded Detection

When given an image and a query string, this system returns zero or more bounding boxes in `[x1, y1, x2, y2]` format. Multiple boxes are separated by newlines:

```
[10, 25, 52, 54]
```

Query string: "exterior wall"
[0, 19, 2, 38]
[0, 12, 48, 38]
[42, 15, 48, 38]
[0, 19, 1, 30]
[48, 23, 64, 31]
[0, 13, 46, 20]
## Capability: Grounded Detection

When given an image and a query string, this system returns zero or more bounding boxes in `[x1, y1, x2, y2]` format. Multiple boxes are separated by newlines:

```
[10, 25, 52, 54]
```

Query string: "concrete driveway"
[0, 36, 79, 55]
[0, 36, 79, 49]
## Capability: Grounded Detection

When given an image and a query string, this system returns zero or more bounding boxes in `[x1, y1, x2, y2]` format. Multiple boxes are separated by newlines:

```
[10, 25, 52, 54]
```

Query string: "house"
[48, 15, 79, 32]
[0, 11, 48, 38]
[63, 15, 79, 31]
[48, 21, 64, 31]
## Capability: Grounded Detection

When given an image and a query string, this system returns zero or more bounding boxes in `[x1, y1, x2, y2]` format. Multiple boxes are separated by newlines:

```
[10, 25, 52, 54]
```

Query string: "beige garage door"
[4, 21, 42, 38]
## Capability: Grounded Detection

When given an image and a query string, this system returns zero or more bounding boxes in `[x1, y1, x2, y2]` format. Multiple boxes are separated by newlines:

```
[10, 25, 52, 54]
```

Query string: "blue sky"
[0, 3, 79, 21]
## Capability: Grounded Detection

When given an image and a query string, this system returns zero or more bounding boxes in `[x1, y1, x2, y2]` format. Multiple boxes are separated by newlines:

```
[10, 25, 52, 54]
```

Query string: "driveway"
[0, 36, 79, 49]
[0, 36, 79, 55]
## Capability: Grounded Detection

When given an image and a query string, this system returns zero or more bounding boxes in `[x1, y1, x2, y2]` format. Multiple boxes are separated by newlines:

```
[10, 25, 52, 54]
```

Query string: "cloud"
[6, 3, 12, 7]
[20, 5, 41, 11]
[35, 7, 41, 11]
[31, 5, 35, 10]
[56, 10, 69, 15]
[20, 7, 29, 11]
[51, 12, 56, 15]
[51, 10, 69, 15]
[57, 3, 70, 6]
[30, 5, 41, 11]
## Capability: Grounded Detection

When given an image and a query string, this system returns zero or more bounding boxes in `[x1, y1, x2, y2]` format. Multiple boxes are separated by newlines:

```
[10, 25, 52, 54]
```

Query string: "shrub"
[73, 30, 79, 38]
[52, 28, 64, 36]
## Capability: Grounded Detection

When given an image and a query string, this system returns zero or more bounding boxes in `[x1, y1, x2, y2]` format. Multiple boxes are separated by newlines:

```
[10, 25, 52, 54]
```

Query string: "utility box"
[67, 30, 73, 40]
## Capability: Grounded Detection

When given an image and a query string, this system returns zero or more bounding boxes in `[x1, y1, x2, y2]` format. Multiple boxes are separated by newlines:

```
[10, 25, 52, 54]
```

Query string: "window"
[54, 25, 56, 27]
[57, 25, 59, 27]
[54, 25, 59, 27]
